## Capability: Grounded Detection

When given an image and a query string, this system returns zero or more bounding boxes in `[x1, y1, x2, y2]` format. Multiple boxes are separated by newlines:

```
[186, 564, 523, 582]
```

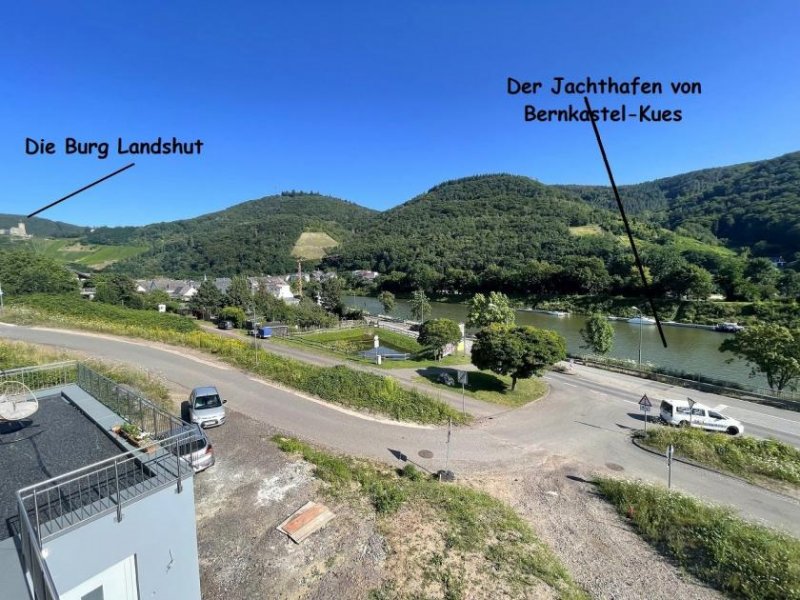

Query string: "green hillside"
[95, 192, 376, 277]
[561, 151, 800, 257]
[0, 214, 87, 238]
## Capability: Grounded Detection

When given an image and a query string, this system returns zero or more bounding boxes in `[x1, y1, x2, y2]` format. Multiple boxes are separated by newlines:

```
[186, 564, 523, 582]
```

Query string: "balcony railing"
[9, 362, 199, 600]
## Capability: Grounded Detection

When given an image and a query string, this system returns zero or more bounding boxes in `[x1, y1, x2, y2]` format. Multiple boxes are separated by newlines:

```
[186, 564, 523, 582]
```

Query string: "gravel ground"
[465, 454, 725, 600]
[194, 409, 385, 599]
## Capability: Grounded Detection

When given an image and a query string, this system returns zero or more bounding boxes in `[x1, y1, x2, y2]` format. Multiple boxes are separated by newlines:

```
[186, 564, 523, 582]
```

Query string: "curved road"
[3, 324, 799, 535]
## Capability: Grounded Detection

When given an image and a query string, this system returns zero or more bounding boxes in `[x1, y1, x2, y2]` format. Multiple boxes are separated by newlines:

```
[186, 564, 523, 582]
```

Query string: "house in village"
[137, 278, 199, 301]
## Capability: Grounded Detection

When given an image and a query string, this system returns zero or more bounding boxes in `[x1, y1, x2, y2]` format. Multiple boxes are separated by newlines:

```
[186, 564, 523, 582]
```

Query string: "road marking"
[558, 381, 578, 388]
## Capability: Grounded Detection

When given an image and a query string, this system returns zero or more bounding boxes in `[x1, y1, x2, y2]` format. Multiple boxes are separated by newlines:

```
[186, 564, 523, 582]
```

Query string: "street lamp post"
[632, 306, 643, 369]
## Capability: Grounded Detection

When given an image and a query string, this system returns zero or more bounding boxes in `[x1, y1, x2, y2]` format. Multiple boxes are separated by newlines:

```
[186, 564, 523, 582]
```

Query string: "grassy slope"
[275, 436, 588, 600]
[642, 427, 800, 487]
[596, 477, 800, 600]
[291, 231, 339, 260]
[33, 238, 148, 268]
[2, 295, 466, 425]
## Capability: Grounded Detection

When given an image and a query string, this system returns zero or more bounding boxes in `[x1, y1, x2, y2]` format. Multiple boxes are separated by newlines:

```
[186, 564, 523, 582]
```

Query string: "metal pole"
[461, 382, 466, 416]
[444, 417, 451, 473]
[644, 409, 647, 433]
[0, 283, 4, 312]
[667, 444, 673, 489]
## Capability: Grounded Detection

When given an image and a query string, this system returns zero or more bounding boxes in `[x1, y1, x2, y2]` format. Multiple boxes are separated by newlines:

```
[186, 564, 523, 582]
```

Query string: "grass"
[0, 338, 173, 410]
[274, 436, 588, 600]
[286, 326, 473, 369]
[596, 477, 800, 599]
[416, 369, 548, 408]
[30, 237, 148, 268]
[568, 224, 604, 236]
[2, 295, 466, 425]
[642, 426, 800, 488]
[291, 231, 339, 260]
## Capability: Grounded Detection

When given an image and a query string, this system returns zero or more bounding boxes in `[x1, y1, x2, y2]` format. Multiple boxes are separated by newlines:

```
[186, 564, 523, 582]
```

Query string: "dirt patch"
[194, 409, 385, 599]
[465, 455, 724, 600]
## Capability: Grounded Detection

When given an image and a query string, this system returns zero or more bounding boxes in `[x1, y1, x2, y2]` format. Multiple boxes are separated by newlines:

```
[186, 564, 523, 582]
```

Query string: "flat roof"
[0, 393, 125, 540]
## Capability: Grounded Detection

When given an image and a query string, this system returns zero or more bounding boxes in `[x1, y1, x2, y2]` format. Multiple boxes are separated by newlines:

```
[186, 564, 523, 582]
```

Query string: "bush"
[400, 464, 425, 481]
[219, 306, 246, 328]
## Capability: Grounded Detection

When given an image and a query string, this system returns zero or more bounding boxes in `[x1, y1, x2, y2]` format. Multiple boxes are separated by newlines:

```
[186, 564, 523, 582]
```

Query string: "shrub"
[219, 306, 247, 328]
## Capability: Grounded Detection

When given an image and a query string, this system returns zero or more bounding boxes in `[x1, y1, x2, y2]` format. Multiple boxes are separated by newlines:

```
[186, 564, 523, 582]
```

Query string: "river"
[344, 295, 765, 389]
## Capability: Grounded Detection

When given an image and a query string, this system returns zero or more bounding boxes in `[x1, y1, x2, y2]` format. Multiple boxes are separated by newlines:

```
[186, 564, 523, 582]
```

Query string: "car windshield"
[195, 394, 222, 409]
[179, 437, 207, 455]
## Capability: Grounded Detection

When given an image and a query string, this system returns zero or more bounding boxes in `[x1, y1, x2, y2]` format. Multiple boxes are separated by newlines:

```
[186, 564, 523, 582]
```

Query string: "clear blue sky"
[2, 1, 798, 226]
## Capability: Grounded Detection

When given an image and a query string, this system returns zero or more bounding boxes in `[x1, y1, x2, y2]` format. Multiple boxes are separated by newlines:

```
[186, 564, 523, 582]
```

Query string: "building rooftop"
[0, 393, 125, 541]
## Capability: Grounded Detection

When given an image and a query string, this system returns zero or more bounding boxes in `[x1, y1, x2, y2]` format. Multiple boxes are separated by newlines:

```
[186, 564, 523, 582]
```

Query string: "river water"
[345, 295, 765, 389]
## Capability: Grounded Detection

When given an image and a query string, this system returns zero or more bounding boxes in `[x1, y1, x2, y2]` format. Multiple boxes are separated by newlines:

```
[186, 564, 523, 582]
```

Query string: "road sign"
[456, 370, 468, 385]
[638, 394, 652, 412]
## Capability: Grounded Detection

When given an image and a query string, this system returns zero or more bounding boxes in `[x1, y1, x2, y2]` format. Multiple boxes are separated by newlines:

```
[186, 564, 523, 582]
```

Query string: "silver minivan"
[188, 386, 227, 428]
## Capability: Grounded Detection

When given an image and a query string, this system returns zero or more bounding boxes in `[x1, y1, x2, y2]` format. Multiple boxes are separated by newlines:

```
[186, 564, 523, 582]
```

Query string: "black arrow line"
[583, 96, 667, 348]
[26, 162, 136, 219]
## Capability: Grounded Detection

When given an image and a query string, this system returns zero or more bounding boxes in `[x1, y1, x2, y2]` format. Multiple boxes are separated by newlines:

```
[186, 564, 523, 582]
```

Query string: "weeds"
[643, 426, 800, 487]
[596, 477, 800, 599]
[274, 435, 588, 599]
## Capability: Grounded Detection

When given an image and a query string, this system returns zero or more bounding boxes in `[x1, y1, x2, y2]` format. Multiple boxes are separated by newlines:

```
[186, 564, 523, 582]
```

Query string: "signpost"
[667, 444, 674, 489]
[457, 370, 468, 416]
[638, 394, 652, 432]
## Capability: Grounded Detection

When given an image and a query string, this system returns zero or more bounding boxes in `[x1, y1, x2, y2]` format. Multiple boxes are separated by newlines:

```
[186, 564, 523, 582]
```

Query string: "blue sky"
[1, 1, 798, 226]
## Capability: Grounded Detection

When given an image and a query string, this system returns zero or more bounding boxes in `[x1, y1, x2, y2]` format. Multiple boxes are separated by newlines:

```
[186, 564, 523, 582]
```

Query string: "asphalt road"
[3, 324, 799, 536]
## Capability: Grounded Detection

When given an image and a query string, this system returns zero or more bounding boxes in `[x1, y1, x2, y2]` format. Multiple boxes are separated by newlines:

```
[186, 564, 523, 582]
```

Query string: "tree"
[580, 313, 614, 355]
[719, 324, 800, 392]
[409, 289, 431, 323]
[225, 275, 252, 309]
[94, 274, 142, 308]
[219, 306, 247, 328]
[0, 249, 76, 296]
[467, 292, 515, 328]
[471, 324, 566, 390]
[377, 290, 396, 314]
[418, 318, 461, 360]
[319, 277, 344, 315]
[189, 280, 223, 318]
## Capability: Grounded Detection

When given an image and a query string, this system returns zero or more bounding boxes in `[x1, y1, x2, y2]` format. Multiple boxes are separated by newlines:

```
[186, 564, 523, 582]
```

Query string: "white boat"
[544, 310, 570, 317]
[628, 316, 657, 325]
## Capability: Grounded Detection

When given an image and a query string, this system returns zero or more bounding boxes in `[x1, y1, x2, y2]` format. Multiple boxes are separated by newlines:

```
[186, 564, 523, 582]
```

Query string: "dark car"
[217, 320, 234, 330]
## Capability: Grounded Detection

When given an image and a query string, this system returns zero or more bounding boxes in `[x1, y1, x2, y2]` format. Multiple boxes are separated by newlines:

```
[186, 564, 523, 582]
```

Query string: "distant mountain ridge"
[0, 214, 87, 238]
[4, 151, 796, 278]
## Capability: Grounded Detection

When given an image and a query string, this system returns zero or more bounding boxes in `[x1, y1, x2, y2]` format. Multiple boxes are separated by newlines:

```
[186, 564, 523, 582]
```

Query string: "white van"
[659, 399, 743, 435]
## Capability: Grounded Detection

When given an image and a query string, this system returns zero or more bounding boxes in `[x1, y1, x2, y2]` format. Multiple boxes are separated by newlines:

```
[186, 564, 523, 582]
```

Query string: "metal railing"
[76, 363, 186, 439]
[10, 362, 199, 600]
[0, 361, 77, 392]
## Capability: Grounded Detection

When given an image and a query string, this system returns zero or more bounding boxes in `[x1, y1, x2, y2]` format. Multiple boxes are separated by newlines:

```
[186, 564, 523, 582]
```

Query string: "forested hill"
[98, 192, 376, 277]
[560, 151, 800, 255]
[327, 174, 625, 289]
[0, 214, 86, 237]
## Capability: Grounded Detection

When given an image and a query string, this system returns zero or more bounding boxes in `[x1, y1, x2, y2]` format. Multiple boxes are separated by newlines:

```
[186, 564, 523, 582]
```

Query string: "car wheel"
[726, 426, 739, 436]
[678, 420, 690, 428]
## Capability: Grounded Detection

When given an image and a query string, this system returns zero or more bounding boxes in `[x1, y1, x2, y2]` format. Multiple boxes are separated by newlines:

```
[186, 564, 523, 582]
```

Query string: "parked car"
[217, 320, 234, 330]
[188, 386, 227, 428]
[160, 425, 215, 473]
[659, 399, 743, 435]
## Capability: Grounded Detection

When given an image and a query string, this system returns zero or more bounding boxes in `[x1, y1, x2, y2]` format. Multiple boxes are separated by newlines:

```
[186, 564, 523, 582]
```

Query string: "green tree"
[418, 318, 461, 360]
[580, 313, 614, 355]
[467, 292, 515, 328]
[409, 289, 431, 323]
[377, 290, 396, 314]
[219, 306, 247, 328]
[225, 275, 252, 308]
[0, 250, 77, 296]
[471, 324, 566, 390]
[319, 276, 344, 315]
[94, 274, 142, 308]
[719, 323, 800, 391]
[189, 280, 223, 318]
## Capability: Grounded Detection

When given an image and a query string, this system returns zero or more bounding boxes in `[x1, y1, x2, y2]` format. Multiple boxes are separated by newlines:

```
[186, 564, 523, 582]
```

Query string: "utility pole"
[297, 259, 303, 298]
[632, 305, 643, 368]
[0, 282, 4, 312]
